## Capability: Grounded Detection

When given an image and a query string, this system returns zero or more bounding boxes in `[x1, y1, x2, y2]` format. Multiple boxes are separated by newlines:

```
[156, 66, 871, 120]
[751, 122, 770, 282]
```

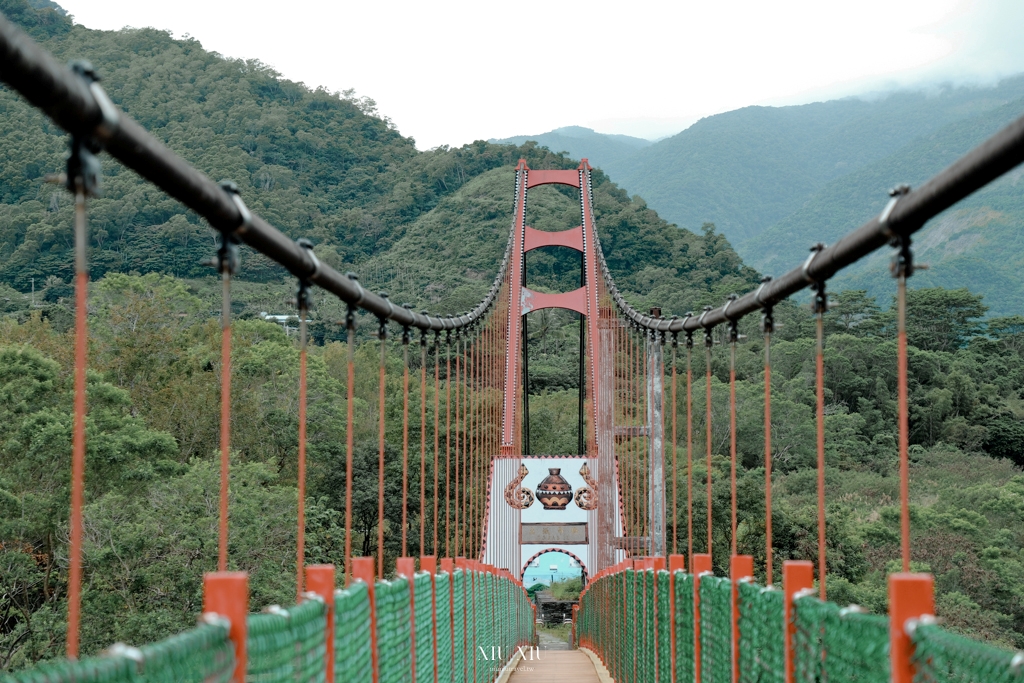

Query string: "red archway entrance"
[520, 547, 589, 585]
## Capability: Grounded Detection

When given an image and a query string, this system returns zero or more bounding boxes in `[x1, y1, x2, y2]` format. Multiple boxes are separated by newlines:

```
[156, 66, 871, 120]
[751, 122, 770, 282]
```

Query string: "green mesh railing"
[452, 570, 467, 683]
[414, 572, 434, 683]
[793, 594, 889, 683]
[435, 572, 454, 683]
[657, 570, 671, 683]
[335, 581, 374, 683]
[700, 575, 732, 683]
[675, 571, 695, 683]
[2, 621, 234, 683]
[737, 581, 784, 683]
[911, 620, 1024, 683]
[376, 578, 413, 683]
[5, 564, 533, 683]
[246, 597, 327, 683]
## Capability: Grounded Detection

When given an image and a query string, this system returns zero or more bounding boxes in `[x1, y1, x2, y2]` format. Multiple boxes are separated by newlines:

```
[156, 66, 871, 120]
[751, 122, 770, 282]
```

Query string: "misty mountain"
[490, 126, 651, 173]
[610, 80, 1024, 247]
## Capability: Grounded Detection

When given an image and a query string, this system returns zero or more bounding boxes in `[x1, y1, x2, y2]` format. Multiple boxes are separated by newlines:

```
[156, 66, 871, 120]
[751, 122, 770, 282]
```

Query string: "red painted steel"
[353, 557, 379, 683]
[889, 573, 935, 683]
[783, 561, 814, 683]
[730, 555, 754, 683]
[203, 571, 248, 683]
[521, 286, 588, 315]
[523, 225, 584, 253]
[692, 553, 712, 683]
[526, 169, 580, 188]
[397, 558, 417, 683]
[306, 565, 336, 683]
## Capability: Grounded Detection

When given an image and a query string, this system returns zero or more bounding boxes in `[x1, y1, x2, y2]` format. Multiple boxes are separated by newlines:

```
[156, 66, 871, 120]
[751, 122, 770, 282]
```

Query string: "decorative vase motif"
[536, 468, 573, 510]
[504, 463, 534, 509]
[574, 462, 597, 510]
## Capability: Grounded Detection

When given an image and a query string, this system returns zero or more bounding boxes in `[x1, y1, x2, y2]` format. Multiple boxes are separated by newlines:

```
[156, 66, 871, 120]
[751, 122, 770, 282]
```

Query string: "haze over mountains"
[494, 80, 1024, 314]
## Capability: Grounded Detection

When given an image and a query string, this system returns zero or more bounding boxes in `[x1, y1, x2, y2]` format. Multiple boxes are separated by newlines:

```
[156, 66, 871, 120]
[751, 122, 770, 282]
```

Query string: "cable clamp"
[218, 180, 252, 235]
[880, 184, 911, 235]
[297, 237, 321, 280]
[802, 243, 826, 284]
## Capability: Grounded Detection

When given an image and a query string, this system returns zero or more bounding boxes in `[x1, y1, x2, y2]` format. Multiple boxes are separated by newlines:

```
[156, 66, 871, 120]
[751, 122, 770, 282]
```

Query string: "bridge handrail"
[586, 110, 1024, 334]
[0, 12, 513, 334]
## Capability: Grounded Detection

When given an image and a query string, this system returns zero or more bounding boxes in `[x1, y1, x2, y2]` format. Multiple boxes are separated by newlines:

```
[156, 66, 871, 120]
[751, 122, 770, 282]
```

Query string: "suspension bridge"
[4, 9, 1024, 683]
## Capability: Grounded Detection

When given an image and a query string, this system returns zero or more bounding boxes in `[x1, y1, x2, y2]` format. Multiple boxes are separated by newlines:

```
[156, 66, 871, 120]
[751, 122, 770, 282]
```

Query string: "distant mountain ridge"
[490, 126, 651, 173]
[497, 79, 1024, 314]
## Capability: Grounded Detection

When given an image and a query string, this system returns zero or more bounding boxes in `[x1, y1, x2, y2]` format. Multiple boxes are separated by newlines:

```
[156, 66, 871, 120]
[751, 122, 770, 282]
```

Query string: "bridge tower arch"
[482, 161, 627, 575]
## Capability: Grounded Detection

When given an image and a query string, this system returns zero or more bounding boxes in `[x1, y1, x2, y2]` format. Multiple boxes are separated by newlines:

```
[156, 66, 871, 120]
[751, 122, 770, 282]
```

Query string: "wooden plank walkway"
[507, 650, 605, 683]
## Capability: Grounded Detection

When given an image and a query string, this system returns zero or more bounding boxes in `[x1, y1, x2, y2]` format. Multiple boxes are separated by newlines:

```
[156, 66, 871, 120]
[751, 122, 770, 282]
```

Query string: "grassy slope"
[742, 97, 1024, 315]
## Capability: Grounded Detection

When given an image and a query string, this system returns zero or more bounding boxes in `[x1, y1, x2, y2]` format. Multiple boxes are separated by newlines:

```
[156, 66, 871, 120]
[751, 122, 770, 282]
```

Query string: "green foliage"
[549, 577, 583, 601]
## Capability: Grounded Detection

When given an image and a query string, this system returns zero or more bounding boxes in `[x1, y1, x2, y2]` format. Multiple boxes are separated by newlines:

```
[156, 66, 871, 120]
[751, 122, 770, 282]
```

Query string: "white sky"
[55, 0, 1024, 149]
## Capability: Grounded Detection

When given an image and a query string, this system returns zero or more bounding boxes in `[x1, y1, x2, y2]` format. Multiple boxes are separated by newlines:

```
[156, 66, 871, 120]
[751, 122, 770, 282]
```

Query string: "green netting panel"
[138, 620, 236, 683]
[335, 581, 373, 683]
[414, 573, 434, 683]
[793, 595, 889, 683]
[1, 654, 138, 683]
[2, 621, 234, 683]
[674, 572, 695, 683]
[912, 621, 1024, 683]
[290, 599, 328, 683]
[644, 569, 654, 683]
[376, 578, 413, 683]
[247, 609, 295, 682]
[452, 571, 467, 683]
[435, 573, 454, 683]
[699, 575, 732, 683]
[657, 571, 671, 683]
[627, 570, 637, 683]
[736, 581, 784, 683]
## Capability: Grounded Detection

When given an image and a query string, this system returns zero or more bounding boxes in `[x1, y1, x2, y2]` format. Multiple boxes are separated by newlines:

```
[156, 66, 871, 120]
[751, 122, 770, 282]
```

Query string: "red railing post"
[783, 561, 814, 683]
[692, 553, 712, 683]
[889, 573, 935, 683]
[397, 558, 417, 683]
[203, 571, 248, 683]
[421, 556, 438, 683]
[668, 554, 686, 683]
[730, 555, 753, 683]
[306, 565, 336, 683]
[353, 557, 379, 683]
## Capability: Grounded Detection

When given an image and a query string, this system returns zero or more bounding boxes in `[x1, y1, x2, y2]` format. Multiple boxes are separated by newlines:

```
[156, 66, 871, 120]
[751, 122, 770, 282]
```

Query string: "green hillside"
[490, 125, 651, 174]
[608, 82, 1024, 246]
[742, 97, 1024, 315]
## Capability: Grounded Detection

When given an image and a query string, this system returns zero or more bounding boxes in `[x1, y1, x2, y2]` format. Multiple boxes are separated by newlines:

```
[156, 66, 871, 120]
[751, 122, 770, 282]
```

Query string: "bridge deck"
[508, 650, 608, 683]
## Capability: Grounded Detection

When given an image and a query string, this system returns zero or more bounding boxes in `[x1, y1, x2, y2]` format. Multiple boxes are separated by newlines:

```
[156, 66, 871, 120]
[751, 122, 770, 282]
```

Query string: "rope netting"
[912, 621, 1024, 683]
[2, 621, 234, 683]
[737, 581, 784, 683]
[793, 594, 890, 683]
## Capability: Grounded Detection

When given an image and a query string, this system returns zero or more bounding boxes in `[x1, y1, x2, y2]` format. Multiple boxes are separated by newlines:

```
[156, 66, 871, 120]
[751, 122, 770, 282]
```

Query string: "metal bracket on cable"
[684, 312, 694, 350]
[401, 304, 413, 346]
[209, 181, 247, 276]
[63, 61, 118, 198]
[699, 306, 714, 348]
[377, 294, 389, 341]
[756, 276, 774, 335]
[295, 239, 315, 314]
[812, 280, 828, 317]
[723, 294, 739, 344]
[802, 243, 825, 285]
[420, 312, 430, 349]
[884, 183, 915, 280]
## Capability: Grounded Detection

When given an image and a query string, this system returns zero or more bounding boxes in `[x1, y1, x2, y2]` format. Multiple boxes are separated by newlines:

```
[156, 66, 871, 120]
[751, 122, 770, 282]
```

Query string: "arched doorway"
[521, 548, 588, 586]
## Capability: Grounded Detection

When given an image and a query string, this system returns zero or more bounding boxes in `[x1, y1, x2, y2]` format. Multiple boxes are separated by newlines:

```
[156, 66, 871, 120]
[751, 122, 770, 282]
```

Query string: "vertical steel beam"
[647, 329, 666, 557]
[597, 312, 618, 570]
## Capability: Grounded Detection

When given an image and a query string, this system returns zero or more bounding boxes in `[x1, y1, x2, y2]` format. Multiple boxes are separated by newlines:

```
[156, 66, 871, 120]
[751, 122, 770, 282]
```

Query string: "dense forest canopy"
[2, 0, 1024, 671]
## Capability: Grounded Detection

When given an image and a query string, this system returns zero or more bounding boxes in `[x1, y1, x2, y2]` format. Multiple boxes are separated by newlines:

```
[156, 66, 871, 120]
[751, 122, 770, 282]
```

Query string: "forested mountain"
[490, 126, 651, 174]
[506, 82, 1024, 314]
[4, 0, 1024, 671]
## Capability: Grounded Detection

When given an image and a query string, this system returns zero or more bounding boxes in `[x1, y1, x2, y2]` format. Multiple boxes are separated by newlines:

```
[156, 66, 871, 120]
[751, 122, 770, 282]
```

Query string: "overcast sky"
[55, 0, 1024, 149]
